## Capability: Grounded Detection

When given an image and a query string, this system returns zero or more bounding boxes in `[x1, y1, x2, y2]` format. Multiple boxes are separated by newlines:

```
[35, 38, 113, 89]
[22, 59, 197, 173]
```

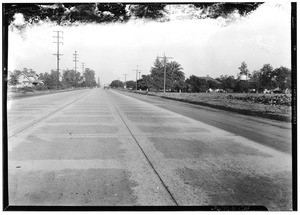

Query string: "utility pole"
[123, 74, 128, 89]
[138, 71, 141, 80]
[158, 53, 173, 93]
[53, 30, 63, 88]
[118, 77, 120, 88]
[73, 51, 79, 73]
[133, 65, 141, 90]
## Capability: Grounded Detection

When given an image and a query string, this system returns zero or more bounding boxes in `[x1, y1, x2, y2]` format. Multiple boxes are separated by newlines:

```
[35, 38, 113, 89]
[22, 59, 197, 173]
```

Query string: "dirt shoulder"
[118, 90, 292, 122]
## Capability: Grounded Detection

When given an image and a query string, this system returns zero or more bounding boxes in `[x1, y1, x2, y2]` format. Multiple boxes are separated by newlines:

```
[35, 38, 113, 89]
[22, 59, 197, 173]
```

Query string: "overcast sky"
[8, 2, 291, 85]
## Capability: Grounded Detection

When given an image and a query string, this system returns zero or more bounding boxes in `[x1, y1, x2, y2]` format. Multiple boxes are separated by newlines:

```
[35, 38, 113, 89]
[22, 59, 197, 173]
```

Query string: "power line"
[73, 51, 79, 72]
[53, 30, 63, 87]
[133, 65, 141, 90]
[158, 53, 173, 93]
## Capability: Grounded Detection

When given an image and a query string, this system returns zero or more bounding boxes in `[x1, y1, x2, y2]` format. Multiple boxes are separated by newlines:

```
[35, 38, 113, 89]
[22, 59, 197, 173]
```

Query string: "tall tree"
[110, 80, 124, 88]
[249, 70, 262, 91]
[83, 68, 97, 88]
[149, 57, 164, 90]
[149, 58, 185, 91]
[238, 61, 250, 79]
[273, 67, 291, 90]
[259, 64, 275, 90]
[62, 69, 77, 87]
[166, 61, 185, 92]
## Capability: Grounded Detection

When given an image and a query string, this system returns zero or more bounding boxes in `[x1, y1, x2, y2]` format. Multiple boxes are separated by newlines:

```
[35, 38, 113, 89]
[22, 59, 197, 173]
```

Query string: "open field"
[132, 91, 292, 122]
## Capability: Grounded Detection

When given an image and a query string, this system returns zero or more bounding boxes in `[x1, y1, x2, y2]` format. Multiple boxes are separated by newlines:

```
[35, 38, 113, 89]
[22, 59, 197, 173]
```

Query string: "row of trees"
[9, 68, 98, 89]
[110, 58, 291, 93]
[215, 63, 291, 93]
[110, 58, 186, 92]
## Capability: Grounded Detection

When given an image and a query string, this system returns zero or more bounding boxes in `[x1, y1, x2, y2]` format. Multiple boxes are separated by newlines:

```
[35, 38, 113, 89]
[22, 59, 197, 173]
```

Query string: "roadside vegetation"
[111, 58, 292, 122]
[7, 68, 99, 99]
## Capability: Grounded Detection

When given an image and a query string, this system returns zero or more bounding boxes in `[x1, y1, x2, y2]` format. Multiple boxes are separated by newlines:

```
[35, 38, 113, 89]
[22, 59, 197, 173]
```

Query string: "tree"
[259, 64, 275, 90]
[249, 70, 261, 91]
[166, 61, 185, 92]
[126, 80, 136, 89]
[138, 74, 153, 90]
[149, 58, 185, 91]
[110, 80, 124, 88]
[238, 61, 250, 79]
[62, 69, 77, 87]
[216, 75, 237, 91]
[149, 57, 164, 90]
[83, 68, 97, 88]
[41, 70, 60, 89]
[273, 67, 291, 90]
[207, 80, 219, 89]
[234, 80, 250, 93]
[185, 75, 209, 92]
[61, 69, 82, 88]
[8, 70, 21, 85]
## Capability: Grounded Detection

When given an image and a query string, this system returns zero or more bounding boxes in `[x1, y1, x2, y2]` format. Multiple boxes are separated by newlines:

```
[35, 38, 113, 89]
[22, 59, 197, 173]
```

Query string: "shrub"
[35, 85, 48, 91]
[226, 94, 291, 106]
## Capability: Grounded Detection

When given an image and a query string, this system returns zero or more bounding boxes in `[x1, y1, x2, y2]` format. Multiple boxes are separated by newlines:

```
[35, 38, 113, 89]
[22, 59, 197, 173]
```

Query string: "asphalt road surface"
[7, 89, 292, 210]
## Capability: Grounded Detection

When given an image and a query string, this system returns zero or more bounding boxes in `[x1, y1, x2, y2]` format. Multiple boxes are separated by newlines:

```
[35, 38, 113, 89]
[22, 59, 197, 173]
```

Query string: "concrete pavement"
[7, 89, 292, 210]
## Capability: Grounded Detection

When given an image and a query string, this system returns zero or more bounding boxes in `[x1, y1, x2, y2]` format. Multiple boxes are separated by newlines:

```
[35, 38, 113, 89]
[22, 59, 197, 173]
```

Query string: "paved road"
[118, 91, 292, 154]
[7, 89, 292, 210]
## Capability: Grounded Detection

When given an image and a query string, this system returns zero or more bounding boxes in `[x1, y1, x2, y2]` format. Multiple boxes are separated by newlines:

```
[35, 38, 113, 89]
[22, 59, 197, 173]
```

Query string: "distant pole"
[123, 74, 128, 88]
[73, 51, 79, 72]
[133, 65, 141, 90]
[138, 71, 141, 80]
[158, 53, 173, 93]
[118, 77, 120, 88]
[53, 31, 63, 88]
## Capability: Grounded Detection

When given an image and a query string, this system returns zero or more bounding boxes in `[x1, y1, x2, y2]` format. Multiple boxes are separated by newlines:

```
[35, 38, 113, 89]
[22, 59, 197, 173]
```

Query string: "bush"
[35, 85, 48, 91]
[19, 86, 34, 92]
[226, 94, 291, 106]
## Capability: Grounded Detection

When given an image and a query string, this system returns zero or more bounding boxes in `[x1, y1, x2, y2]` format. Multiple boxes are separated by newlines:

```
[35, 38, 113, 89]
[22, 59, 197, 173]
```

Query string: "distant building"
[239, 74, 247, 81]
[16, 71, 44, 87]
